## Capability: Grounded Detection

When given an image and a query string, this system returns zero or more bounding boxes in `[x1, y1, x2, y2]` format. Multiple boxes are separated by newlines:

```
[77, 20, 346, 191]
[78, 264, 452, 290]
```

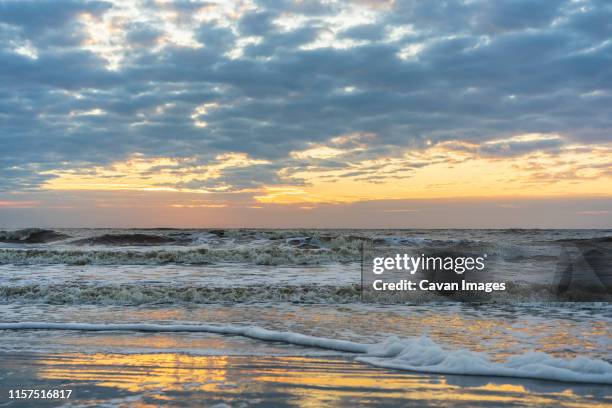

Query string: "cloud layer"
[1, 0, 611, 212]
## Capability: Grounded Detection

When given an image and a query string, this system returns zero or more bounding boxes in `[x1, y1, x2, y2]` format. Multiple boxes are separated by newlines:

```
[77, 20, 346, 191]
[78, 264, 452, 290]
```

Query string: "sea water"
[0, 228, 610, 390]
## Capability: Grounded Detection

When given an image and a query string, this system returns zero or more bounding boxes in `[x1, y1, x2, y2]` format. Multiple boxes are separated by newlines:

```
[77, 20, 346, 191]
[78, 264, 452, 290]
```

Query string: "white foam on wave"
[0, 322, 610, 385]
[0, 246, 360, 266]
[359, 336, 612, 385]
[0, 322, 368, 353]
[0, 284, 362, 304]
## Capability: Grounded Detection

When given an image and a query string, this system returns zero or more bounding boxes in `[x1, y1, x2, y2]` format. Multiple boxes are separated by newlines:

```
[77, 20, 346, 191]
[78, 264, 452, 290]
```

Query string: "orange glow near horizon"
[260, 144, 611, 204]
[37, 137, 612, 207]
[41, 153, 268, 194]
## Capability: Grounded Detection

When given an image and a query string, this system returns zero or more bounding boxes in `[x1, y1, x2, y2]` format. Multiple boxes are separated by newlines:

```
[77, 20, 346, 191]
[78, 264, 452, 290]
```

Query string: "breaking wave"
[2, 281, 606, 304]
[0, 284, 362, 304]
[0, 322, 609, 385]
[0, 241, 535, 266]
[0, 246, 361, 266]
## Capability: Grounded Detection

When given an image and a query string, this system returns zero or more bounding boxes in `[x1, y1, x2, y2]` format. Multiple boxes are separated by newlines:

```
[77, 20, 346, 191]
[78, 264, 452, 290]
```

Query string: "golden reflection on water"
[39, 353, 228, 393]
[95, 306, 608, 361]
[65, 333, 233, 351]
[32, 353, 603, 407]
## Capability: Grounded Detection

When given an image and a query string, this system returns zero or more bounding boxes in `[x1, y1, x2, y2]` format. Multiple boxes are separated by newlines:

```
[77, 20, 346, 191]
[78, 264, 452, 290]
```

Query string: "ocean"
[0, 228, 610, 406]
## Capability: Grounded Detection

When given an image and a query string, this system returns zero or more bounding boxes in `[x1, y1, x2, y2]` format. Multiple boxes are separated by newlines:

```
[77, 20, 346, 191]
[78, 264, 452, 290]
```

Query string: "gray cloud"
[1, 0, 611, 192]
[339, 24, 386, 41]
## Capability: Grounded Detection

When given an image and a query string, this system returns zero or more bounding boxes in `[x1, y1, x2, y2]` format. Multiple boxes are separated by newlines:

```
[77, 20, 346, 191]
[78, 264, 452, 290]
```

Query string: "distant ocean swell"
[1, 228, 610, 247]
[0, 228, 374, 247]
[0, 322, 610, 385]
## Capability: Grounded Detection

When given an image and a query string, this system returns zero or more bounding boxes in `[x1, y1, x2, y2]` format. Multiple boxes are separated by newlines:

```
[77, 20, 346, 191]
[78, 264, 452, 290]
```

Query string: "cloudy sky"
[1, 0, 611, 228]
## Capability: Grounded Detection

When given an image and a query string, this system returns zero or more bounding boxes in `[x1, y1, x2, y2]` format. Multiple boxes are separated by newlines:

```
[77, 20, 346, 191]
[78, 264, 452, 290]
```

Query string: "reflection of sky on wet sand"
[1, 302, 609, 406]
[0, 353, 602, 407]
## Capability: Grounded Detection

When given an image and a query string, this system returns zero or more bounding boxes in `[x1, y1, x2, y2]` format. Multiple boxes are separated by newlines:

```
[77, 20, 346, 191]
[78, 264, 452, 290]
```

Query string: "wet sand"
[1, 351, 610, 407]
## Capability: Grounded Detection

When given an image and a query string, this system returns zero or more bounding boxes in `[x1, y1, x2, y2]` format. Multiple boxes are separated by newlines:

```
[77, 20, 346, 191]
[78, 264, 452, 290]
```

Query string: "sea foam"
[0, 247, 360, 266]
[359, 336, 612, 385]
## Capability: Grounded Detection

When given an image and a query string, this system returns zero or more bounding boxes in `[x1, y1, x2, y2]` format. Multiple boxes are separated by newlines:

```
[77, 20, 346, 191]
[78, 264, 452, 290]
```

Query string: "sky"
[0, 0, 611, 228]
